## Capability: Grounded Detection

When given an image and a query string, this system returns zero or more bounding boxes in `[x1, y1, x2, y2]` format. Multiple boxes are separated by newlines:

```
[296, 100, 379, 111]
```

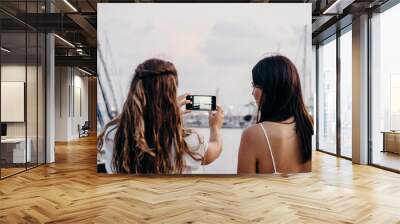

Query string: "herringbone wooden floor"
[1, 136, 400, 223]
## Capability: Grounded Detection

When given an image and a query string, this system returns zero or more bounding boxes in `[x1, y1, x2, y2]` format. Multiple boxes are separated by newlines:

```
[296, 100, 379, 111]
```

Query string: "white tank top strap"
[259, 123, 278, 174]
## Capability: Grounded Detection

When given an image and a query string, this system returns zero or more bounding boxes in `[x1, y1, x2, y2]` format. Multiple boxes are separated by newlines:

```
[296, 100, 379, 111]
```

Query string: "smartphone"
[186, 95, 216, 111]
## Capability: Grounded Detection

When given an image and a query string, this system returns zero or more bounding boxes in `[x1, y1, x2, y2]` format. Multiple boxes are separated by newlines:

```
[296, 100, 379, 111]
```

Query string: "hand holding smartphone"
[186, 95, 216, 111]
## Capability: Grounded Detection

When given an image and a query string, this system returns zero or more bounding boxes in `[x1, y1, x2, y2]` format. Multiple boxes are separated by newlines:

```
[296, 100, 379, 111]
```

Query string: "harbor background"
[191, 128, 242, 174]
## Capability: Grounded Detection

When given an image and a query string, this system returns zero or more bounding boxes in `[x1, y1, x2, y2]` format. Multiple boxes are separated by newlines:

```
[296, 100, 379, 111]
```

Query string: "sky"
[97, 3, 311, 116]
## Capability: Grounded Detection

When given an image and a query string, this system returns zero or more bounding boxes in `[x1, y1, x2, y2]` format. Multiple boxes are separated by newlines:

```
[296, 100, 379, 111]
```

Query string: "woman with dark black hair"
[237, 55, 313, 174]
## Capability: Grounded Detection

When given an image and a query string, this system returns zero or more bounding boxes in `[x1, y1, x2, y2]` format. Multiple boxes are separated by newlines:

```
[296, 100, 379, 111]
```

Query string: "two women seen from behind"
[237, 55, 313, 174]
[98, 55, 313, 175]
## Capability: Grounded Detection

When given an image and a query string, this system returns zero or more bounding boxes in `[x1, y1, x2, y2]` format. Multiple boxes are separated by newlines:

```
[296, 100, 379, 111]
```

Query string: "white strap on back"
[259, 123, 277, 174]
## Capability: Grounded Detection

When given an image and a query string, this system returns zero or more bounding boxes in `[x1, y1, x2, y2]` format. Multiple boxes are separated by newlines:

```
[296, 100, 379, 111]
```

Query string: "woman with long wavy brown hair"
[98, 58, 224, 174]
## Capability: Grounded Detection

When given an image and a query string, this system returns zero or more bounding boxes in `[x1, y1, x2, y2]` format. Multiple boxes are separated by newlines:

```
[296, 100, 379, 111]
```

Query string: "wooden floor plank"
[0, 135, 400, 223]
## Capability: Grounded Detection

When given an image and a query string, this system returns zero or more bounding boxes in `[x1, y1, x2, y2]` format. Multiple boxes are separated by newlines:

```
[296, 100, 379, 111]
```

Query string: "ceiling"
[0, 0, 391, 73]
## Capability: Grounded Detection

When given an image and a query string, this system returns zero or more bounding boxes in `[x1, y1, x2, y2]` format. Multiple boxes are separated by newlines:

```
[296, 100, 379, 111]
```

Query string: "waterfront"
[190, 128, 243, 174]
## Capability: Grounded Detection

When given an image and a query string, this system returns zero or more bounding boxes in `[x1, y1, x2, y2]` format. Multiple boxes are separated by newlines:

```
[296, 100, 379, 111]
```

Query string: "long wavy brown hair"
[98, 58, 202, 174]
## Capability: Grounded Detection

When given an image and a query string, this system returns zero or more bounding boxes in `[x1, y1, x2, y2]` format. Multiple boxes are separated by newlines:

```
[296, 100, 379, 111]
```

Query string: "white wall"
[55, 66, 69, 141]
[72, 73, 89, 138]
[1, 65, 39, 138]
[55, 67, 89, 141]
[1, 65, 26, 138]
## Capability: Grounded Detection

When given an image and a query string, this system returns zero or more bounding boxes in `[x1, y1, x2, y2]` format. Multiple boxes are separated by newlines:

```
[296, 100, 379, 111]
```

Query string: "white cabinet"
[1, 138, 32, 163]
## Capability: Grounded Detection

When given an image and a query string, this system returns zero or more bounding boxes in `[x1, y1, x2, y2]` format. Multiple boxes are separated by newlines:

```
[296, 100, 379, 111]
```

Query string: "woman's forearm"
[209, 127, 222, 148]
[202, 127, 223, 165]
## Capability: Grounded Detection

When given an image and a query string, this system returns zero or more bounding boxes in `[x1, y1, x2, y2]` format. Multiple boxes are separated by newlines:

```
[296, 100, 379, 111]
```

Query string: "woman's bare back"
[237, 118, 311, 174]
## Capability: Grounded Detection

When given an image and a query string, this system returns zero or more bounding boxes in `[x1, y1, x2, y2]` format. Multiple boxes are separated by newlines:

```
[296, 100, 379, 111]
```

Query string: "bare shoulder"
[242, 124, 262, 139]
[240, 124, 264, 149]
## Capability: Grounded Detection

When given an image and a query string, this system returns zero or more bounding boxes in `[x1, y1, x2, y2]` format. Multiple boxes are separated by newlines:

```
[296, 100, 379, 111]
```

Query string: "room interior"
[0, 0, 400, 222]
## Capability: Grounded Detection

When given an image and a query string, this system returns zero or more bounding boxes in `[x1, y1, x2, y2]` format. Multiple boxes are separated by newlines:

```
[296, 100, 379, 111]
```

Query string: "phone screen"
[186, 95, 216, 111]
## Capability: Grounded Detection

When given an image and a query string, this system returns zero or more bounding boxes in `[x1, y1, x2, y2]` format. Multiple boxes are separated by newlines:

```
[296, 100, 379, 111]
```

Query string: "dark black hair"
[252, 55, 313, 163]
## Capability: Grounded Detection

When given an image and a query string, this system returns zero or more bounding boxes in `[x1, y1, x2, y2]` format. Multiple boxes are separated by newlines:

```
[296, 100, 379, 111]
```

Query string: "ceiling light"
[54, 34, 75, 48]
[323, 0, 355, 15]
[63, 0, 78, 12]
[78, 67, 92, 76]
[1, 47, 11, 53]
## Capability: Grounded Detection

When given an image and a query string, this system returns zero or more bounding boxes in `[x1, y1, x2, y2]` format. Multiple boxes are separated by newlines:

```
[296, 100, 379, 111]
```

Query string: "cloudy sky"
[98, 3, 311, 115]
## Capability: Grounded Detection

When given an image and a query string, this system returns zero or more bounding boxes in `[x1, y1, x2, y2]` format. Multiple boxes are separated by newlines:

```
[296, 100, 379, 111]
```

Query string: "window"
[340, 28, 352, 158]
[317, 36, 337, 154]
[370, 3, 400, 171]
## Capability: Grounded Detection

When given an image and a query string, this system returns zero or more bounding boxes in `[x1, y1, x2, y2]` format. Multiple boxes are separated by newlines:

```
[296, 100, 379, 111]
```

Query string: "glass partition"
[38, 32, 45, 165]
[0, 2, 46, 179]
[27, 30, 38, 169]
[1, 30, 28, 177]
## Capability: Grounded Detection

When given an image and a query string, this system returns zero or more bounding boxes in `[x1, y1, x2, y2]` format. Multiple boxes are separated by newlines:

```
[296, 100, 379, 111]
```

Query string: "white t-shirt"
[98, 126, 208, 174]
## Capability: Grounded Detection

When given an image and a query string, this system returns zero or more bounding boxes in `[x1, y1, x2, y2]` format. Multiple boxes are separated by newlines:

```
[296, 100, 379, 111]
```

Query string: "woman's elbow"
[202, 142, 223, 165]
